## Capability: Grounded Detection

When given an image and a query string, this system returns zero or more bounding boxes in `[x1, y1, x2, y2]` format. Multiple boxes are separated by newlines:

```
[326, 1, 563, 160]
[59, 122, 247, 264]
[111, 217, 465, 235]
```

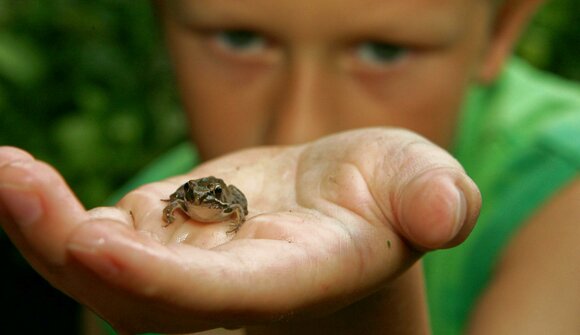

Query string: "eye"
[213, 29, 267, 54]
[213, 184, 223, 197]
[355, 41, 408, 66]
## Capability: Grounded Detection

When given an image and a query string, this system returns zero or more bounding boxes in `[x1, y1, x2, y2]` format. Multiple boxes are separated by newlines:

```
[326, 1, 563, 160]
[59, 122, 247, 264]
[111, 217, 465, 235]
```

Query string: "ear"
[477, 0, 545, 83]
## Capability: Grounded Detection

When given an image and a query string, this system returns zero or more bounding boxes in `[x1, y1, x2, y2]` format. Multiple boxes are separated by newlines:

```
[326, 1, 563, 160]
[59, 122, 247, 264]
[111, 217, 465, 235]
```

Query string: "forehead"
[171, 0, 479, 24]
[170, 0, 484, 43]
[172, 0, 473, 14]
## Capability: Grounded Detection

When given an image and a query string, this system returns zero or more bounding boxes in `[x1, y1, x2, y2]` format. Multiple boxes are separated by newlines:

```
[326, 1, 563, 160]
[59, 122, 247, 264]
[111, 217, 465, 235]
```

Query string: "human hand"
[0, 128, 480, 334]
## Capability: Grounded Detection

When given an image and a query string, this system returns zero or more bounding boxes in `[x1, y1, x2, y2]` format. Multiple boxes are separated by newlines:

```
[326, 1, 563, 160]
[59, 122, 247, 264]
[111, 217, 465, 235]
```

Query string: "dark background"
[0, 1, 579, 333]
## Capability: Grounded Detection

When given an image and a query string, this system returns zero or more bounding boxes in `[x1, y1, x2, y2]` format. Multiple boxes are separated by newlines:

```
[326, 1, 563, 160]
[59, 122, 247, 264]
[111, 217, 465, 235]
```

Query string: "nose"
[266, 53, 336, 145]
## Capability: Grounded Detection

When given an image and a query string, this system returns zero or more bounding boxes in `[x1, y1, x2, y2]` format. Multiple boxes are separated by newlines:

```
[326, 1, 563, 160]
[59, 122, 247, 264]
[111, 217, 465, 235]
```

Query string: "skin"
[157, 0, 580, 334]
[161, 0, 492, 157]
[1, 0, 578, 334]
[467, 179, 580, 334]
[0, 131, 480, 334]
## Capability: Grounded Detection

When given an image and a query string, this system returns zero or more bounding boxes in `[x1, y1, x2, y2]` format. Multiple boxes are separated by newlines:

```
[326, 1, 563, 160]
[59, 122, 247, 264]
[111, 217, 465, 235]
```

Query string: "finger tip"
[0, 160, 90, 263]
[0, 146, 35, 165]
[400, 170, 480, 250]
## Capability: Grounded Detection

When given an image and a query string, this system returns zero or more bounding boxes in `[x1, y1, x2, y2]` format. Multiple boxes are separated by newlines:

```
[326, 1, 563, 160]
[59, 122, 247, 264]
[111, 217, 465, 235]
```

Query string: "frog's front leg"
[162, 199, 187, 226]
[225, 204, 247, 234]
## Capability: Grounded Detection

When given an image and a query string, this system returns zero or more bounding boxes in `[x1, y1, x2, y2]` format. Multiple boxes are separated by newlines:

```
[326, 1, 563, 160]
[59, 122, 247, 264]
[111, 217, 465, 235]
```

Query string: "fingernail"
[400, 172, 470, 249]
[0, 187, 43, 228]
[453, 187, 467, 237]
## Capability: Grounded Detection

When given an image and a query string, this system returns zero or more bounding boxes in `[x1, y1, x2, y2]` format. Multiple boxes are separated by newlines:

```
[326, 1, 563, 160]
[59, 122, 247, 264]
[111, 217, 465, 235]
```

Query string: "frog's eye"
[183, 182, 191, 192]
[213, 184, 223, 197]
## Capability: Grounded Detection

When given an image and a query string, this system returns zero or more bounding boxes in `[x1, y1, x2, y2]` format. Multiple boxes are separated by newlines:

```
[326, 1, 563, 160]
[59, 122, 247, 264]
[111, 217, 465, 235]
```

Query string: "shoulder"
[467, 177, 580, 334]
[459, 61, 580, 333]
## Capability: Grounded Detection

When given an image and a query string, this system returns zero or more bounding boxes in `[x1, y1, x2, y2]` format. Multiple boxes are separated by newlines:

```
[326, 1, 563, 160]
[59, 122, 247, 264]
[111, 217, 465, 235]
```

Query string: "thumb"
[354, 129, 482, 251]
[395, 167, 480, 251]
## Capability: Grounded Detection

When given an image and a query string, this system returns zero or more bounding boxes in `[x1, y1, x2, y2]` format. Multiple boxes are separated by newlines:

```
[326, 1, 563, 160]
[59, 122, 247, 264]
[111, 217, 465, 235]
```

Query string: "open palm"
[0, 128, 480, 334]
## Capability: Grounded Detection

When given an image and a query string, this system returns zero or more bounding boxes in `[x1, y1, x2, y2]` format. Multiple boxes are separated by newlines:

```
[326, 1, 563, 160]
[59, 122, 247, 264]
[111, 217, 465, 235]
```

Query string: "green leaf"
[0, 32, 46, 86]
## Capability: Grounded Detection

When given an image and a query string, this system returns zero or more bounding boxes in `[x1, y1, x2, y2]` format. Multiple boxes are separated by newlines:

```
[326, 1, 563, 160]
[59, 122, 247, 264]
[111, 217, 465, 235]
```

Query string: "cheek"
[166, 22, 275, 159]
[331, 48, 475, 149]
[187, 81, 262, 159]
[357, 14, 488, 147]
[402, 55, 474, 142]
[175, 56, 274, 159]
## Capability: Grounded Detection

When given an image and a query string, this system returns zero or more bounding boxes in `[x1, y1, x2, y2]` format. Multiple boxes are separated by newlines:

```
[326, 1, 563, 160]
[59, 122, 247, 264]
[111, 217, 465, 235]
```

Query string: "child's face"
[159, 0, 496, 158]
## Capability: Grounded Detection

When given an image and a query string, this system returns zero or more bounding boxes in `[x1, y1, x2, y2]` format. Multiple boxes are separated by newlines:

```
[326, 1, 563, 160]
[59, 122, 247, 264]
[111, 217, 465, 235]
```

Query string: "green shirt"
[426, 58, 580, 335]
[104, 58, 580, 334]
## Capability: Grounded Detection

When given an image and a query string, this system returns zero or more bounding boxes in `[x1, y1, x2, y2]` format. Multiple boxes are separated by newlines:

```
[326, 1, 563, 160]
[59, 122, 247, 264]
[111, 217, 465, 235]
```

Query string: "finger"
[395, 166, 480, 250]
[66, 213, 389, 325]
[66, 219, 237, 333]
[67, 220, 278, 326]
[0, 150, 88, 267]
[300, 129, 481, 251]
[66, 218, 300, 308]
[0, 146, 35, 165]
[364, 130, 481, 250]
[0, 146, 35, 219]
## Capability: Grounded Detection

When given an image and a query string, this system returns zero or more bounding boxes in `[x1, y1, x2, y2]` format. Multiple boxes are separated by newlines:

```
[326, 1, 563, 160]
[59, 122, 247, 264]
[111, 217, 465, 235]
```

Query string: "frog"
[161, 176, 249, 233]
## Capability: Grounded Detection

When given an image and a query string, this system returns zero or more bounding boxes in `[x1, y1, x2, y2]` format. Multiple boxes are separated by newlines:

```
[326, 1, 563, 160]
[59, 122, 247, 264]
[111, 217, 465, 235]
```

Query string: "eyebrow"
[169, 0, 260, 27]
[170, 0, 470, 47]
[341, 0, 470, 46]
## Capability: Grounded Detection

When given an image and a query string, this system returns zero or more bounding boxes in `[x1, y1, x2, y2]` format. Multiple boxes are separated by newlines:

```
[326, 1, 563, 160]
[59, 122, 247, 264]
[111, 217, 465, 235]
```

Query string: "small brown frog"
[161, 176, 248, 233]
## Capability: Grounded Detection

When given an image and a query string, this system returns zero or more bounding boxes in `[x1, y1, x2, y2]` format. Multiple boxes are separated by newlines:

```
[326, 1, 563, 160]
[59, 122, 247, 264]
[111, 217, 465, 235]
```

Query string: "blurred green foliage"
[0, 0, 578, 208]
[517, 0, 580, 81]
[0, 1, 186, 207]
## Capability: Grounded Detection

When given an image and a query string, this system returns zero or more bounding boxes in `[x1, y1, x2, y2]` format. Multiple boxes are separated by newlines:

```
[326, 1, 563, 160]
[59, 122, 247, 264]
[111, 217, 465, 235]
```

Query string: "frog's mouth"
[198, 193, 220, 206]
[185, 205, 228, 223]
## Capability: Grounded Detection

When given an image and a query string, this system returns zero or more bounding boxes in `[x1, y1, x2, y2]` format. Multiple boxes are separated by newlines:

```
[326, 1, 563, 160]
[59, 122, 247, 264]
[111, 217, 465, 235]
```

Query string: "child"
[1, 0, 578, 334]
